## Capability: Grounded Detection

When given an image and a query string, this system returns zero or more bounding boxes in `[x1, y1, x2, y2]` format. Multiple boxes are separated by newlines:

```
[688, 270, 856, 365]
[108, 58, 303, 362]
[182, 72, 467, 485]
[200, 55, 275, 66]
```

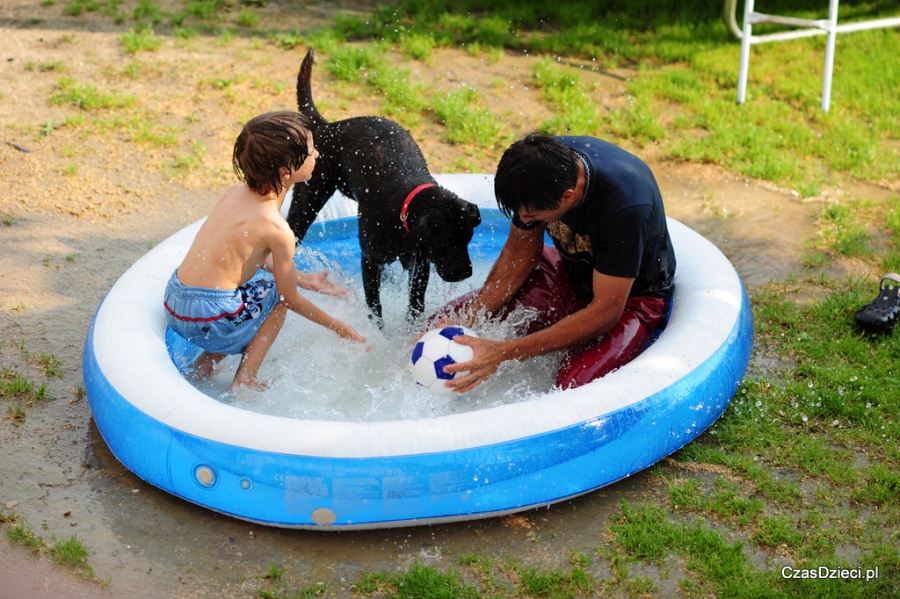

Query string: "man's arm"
[462, 222, 544, 324]
[444, 269, 634, 393]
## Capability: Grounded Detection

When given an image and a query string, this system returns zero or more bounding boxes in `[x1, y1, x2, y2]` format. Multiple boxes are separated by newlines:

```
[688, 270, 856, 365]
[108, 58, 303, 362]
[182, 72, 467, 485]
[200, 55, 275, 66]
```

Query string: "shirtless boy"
[164, 111, 367, 393]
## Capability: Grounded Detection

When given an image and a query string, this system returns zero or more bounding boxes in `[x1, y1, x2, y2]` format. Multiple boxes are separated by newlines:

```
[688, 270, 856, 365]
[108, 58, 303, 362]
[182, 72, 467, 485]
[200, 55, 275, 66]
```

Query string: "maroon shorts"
[435, 246, 670, 389]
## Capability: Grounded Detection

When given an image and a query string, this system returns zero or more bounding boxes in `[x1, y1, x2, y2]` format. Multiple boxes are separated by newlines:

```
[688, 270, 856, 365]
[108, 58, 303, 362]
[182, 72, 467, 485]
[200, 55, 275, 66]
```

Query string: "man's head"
[233, 111, 314, 196]
[494, 133, 579, 220]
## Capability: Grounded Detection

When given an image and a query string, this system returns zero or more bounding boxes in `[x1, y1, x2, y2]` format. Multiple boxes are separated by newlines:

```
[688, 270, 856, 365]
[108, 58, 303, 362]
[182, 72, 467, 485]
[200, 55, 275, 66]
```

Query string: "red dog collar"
[400, 183, 437, 232]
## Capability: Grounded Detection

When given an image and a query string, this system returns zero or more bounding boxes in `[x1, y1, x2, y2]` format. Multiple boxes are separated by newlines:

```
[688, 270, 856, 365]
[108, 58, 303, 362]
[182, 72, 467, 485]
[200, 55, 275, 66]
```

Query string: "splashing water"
[192, 246, 560, 422]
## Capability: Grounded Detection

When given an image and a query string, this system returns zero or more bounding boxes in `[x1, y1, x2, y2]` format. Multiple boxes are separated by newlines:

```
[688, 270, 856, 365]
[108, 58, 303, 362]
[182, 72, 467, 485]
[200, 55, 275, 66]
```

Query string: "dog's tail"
[297, 48, 328, 130]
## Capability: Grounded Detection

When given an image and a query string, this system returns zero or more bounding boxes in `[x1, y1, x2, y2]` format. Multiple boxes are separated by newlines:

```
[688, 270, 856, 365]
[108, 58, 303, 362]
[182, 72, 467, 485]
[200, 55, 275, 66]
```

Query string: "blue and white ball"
[410, 326, 478, 394]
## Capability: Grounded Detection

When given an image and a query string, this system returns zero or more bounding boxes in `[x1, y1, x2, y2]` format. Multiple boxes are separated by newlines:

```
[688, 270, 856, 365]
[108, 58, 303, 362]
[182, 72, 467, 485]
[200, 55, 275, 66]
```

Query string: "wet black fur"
[287, 48, 481, 324]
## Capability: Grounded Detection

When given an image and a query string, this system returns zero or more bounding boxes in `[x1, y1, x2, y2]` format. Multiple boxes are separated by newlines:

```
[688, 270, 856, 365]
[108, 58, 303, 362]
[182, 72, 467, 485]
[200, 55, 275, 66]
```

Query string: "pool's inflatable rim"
[84, 173, 752, 529]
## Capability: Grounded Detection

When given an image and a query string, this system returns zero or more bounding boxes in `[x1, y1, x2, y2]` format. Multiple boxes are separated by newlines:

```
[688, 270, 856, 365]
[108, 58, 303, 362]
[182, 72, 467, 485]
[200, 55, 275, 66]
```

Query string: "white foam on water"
[192, 253, 560, 422]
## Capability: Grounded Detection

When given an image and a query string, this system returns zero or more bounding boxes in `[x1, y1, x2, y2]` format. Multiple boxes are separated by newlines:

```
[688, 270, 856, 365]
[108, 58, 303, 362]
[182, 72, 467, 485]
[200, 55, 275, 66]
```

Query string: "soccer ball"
[410, 326, 478, 394]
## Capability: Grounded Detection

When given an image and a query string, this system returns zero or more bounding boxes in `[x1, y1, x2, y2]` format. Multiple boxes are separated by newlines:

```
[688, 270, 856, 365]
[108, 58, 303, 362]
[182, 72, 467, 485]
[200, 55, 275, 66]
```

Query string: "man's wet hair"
[233, 111, 313, 196]
[494, 133, 579, 218]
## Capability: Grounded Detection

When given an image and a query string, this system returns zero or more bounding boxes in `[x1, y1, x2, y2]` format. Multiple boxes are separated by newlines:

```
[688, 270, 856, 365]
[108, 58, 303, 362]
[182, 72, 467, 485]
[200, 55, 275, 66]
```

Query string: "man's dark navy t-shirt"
[512, 136, 675, 304]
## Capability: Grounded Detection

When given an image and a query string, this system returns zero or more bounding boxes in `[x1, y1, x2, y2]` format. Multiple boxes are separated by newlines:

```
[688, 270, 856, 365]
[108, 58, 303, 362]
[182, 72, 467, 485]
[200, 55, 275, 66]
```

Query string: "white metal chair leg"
[821, 0, 840, 112]
[737, 0, 755, 104]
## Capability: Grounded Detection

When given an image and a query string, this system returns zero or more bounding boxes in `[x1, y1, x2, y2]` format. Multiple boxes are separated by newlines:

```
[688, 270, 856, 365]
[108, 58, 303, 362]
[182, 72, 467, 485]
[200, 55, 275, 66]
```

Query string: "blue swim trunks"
[163, 270, 279, 355]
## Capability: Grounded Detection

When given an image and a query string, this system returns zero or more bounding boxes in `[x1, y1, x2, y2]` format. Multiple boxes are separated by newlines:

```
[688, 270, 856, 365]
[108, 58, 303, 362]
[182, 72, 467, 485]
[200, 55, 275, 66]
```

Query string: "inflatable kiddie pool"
[84, 174, 752, 529]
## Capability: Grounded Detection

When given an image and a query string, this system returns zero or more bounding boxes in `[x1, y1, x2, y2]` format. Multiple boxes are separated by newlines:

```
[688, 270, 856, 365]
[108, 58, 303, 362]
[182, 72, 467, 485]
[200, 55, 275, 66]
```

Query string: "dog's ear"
[467, 202, 481, 227]
[402, 220, 430, 253]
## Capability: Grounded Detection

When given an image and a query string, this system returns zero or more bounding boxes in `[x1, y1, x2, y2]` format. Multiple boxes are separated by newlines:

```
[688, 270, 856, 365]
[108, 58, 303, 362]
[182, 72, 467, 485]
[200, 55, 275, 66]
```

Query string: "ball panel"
[432, 355, 457, 381]
[411, 341, 425, 365]
[420, 335, 451, 362]
[413, 357, 438, 387]
[439, 326, 466, 340]
[447, 341, 473, 365]
[428, 377, 454, 395]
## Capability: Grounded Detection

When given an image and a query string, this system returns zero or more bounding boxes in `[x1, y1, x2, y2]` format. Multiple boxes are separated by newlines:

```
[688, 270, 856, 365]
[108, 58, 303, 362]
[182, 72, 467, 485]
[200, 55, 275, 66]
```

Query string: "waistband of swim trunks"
[168, 270, 240, 301]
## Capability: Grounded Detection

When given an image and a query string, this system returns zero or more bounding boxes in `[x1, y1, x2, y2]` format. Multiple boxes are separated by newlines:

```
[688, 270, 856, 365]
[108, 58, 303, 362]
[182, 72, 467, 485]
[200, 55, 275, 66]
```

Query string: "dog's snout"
[435, 259, 473, 283]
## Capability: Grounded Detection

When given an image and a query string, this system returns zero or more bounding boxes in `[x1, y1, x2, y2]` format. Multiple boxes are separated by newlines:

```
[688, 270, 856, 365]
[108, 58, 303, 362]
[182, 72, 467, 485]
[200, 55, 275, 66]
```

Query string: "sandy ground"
[1, 1, 895, 597]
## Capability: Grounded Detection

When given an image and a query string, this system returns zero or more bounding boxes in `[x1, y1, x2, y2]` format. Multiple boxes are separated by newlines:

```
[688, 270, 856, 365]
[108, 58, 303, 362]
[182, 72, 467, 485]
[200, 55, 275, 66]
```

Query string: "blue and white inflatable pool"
[83, 174, 752, 529]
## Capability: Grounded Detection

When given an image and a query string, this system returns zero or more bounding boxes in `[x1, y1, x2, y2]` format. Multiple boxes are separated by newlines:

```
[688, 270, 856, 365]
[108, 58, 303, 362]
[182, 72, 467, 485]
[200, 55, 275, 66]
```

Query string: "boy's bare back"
[177, 183, 292, 291]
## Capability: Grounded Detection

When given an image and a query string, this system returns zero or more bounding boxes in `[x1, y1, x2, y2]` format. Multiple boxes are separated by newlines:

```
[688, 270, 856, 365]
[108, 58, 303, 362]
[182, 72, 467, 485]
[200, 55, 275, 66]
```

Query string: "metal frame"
[723, 0, 900, 111]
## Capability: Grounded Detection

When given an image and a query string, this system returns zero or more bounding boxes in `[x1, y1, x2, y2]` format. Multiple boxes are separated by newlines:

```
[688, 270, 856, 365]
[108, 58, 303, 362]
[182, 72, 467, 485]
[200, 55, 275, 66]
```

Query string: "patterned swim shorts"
[163, 269, 279, 355]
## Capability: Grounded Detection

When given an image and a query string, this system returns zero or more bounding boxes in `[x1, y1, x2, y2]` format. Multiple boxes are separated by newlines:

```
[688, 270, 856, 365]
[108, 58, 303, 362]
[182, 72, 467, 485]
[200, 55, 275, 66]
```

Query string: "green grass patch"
[49, 535, 95, 578]
[532, 57, 603, 137]
[814, 202, 873, 258]
[51, 77, 135, 110]
[354, 563, 480, 598]
[324, 46, 428, 123]
[6, 519, 45, 553]
[2, 513, 99, 580]
[431, 87, 501, 147]
[120, 26, 162, 54]
[1, 367, 36, 399]
[399, 32, 437, 62]
[26, 353, 63, 377]
[167, 141, 206, 177]
[236, 7, 258, 28]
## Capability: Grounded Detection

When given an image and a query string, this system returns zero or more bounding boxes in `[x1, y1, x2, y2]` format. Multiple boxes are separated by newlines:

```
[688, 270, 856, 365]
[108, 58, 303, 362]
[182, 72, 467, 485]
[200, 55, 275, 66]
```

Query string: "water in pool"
[187, 212, 561, 421]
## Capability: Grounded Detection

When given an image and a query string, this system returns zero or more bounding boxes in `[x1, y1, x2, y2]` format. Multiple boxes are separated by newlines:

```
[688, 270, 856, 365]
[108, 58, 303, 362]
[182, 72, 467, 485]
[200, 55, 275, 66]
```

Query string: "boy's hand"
[333, 320, 370, 350]
[299, 271, 347, 296]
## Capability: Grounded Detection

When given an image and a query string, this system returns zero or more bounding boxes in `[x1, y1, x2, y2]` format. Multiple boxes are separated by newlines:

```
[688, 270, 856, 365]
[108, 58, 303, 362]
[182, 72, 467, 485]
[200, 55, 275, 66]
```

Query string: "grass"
[26, 353, 63, 377]
[2, 512, 98, 580]
[51, 76, 135, 110]
[2, 350, 55, 425]
[49, 535, 95, 578]
[432, 87, 502, 147]
[120, 26, 162, 53]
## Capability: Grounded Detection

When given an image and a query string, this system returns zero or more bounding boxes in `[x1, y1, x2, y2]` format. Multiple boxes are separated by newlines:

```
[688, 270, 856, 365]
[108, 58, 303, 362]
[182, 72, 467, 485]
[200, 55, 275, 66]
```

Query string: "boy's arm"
[266, 223, 366, 343]
[262, 251, 347, 296]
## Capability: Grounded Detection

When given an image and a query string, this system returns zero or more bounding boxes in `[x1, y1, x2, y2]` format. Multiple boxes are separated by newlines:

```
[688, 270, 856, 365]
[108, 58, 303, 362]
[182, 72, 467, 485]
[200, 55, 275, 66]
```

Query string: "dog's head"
[402, 188, 481, 282]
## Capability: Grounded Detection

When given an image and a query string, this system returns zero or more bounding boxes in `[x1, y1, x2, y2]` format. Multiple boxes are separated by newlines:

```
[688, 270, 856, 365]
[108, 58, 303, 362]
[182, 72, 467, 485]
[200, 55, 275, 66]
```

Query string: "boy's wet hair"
[494, 133, 579, 218]
[233, 111, 313, 196]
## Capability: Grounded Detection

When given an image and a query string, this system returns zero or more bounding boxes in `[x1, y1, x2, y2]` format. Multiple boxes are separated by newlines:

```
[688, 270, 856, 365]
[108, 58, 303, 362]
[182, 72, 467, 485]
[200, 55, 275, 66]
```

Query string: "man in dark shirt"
[443, 133, 675, 392]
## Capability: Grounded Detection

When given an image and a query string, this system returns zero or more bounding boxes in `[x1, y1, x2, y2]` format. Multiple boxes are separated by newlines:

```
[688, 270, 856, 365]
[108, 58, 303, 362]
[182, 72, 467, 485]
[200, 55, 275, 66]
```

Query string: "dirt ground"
[1, 1, 895, 597]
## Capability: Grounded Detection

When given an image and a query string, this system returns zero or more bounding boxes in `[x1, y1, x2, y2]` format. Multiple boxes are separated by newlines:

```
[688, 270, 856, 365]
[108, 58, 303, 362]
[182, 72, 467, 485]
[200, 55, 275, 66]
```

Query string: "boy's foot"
[855, 273, 900, 334]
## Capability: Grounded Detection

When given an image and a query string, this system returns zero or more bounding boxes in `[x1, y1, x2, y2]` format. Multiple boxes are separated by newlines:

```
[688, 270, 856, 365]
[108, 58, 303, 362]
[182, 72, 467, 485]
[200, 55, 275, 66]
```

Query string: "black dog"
[287, 49, 481, 324]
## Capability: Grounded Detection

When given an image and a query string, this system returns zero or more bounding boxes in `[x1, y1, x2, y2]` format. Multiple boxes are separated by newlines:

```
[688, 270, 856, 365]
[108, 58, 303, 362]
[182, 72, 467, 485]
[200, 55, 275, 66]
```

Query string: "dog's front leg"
[361, 255, 384, 328]
[407, 256, 431, 323]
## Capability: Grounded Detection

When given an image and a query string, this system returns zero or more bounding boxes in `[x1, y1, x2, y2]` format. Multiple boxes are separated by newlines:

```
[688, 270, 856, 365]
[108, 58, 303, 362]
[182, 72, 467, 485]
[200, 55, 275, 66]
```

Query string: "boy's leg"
[188, 351, 227, 380]
[230, 303, 288, 392]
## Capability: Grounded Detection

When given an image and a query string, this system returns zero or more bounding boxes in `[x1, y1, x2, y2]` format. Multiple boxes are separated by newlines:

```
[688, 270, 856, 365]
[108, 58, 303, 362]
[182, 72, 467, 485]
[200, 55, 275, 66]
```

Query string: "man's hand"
[298, 270, 347, 296]
[442, 334, 510, 393]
